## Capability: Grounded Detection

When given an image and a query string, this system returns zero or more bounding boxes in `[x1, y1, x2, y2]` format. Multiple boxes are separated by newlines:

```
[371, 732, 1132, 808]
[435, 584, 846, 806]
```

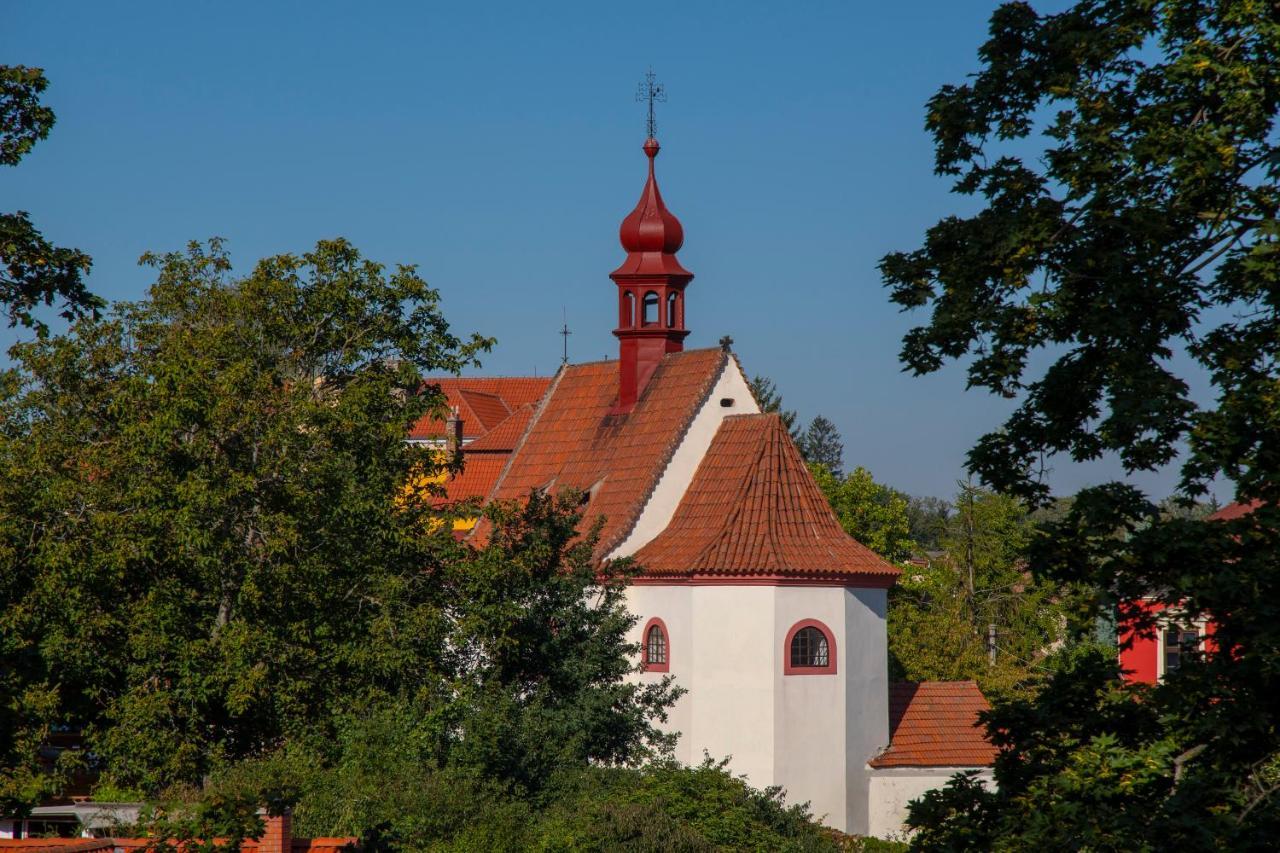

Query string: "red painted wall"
[1118, 598, 1216, 685]
[1118, 599, 1164, 684]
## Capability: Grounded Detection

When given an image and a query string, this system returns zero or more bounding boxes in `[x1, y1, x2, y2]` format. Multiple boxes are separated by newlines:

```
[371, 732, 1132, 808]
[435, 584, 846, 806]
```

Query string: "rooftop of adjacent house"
[408, 377, 551, 442]
[633, 413, 898, 583]
[868, 681, 998, 769]
[1209, 499, 1262, 521]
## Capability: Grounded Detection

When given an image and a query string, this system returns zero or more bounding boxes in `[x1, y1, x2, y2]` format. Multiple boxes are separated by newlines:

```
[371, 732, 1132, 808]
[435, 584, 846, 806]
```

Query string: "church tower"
[610, 136, 693, 413]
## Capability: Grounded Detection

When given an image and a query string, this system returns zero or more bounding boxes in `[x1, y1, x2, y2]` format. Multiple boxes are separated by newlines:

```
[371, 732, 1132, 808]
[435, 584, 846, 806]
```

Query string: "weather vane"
[636, 68, 666, 140]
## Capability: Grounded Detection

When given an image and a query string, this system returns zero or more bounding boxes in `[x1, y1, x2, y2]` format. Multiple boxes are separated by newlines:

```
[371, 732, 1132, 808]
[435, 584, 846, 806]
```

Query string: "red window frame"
[784, 618, 837, 675]
[641, 617, 670, 673]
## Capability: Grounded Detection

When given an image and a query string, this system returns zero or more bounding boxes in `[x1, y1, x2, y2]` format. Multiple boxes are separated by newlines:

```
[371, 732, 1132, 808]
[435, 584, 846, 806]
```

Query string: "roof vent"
[719, 397, 734, 407]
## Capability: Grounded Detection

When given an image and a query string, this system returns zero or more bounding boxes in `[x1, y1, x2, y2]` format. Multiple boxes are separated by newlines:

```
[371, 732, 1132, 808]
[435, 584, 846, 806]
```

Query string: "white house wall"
[843, 587, 890, 833]
[867, 766, 995, 840]
[609, 359, 758, 560]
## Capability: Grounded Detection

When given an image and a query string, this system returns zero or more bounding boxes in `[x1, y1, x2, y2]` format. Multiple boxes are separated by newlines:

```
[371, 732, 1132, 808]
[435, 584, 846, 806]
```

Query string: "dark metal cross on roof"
[560, 308, 572, 366]
[636, 68, 666, 140]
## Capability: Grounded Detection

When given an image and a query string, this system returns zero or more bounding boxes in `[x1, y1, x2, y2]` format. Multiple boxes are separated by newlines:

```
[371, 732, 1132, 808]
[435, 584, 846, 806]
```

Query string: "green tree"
[904, 495, 951, 552]
[748, 375, 800, 439]
[798, 415, 845, 474]
[881, 0, 1280, 845]
[1, 66, 100, 332]
[811, 465, 915, 563]
[0, 239, 675, 825]
[889, 483, 1068, 700]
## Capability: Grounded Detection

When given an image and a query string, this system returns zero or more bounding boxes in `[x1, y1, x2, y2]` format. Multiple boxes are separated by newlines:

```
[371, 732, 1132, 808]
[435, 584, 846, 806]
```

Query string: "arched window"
[667, 292, 679, 327]
[642, 291, 659, 326]
[641, 617, 669, 673]
[784, 619, 837, 675]
[622, 291, 636, 328]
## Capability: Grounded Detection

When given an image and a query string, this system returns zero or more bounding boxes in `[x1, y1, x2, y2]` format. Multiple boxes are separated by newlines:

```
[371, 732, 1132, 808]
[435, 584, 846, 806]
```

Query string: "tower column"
[610, 137, 693, 413]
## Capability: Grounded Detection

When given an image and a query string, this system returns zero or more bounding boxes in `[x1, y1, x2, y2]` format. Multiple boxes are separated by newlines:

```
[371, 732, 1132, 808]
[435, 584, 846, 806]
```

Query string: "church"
[412, 130, 997, 839]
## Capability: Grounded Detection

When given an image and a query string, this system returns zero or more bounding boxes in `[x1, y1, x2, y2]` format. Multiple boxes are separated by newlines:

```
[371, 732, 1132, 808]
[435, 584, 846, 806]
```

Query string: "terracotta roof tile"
[868, 681, 997, 768]
[478, 349, 727, 557]
[442, 453, 511, 503]
[463, 404, 535, 453]
[1209, 499, 1262, 521]
[632, 414, 899, 581]
[456, 389, 510, 431]
[409, 377, 551, 441]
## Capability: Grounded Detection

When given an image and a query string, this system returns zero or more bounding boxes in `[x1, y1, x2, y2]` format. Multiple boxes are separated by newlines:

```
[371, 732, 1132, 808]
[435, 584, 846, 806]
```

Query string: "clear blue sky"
[4, 0, 1206, 502]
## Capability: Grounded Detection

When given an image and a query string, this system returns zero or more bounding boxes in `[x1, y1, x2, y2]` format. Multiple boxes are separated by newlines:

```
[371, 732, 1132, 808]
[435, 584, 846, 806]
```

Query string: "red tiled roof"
[442, 453, 511, 502]
[409, 377, 551, 441]
[868, 681, 997, 768]
[456, 389, 510, 431]
[477, 348, 727, 557]
[1209, 500, 1262, 521]
[463, 404, 535, 453]
[632, 414, 899, 581]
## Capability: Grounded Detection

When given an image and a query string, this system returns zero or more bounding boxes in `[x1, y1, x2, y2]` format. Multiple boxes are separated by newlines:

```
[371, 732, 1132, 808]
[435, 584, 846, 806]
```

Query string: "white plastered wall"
[867, 767, 995, 839]
[608, 358, 758, 560]
[625, 583, 890, 836]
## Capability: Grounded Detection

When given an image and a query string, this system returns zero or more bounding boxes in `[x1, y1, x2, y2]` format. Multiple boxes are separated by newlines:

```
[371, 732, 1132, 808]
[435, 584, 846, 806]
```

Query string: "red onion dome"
[618, 138, 684, 254]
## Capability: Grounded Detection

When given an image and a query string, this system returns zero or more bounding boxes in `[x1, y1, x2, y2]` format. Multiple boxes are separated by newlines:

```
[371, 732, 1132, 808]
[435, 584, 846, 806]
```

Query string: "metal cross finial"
[636, 68, 666, 140]
[560, 307, 572, 366]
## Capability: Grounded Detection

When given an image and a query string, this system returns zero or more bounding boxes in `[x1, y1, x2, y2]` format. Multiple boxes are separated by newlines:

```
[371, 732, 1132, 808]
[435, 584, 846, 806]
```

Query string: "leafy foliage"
[904, 495, 951, 552]
[882, 0, 1280, 845]
[0, 239, 675, 828]
[810, 465, 915, 563]
[889, 484, 1072, 701]
[0, 65, 100, 331]
[200, 729, 854, 853]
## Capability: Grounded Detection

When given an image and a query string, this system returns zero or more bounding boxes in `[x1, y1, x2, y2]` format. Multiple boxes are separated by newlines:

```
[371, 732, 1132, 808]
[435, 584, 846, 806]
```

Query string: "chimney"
[445, 406, 464, 459]
[259, 810, 292, 853]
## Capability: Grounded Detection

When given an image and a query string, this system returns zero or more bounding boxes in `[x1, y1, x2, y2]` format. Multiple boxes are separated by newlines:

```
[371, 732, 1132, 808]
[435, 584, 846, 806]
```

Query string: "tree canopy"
[883, 0, 1280, 845]
[0, 239, 682, 824]
[798, 415, 845, 475]
[810, 465, 915, 564]
[0, 65, 100, 332]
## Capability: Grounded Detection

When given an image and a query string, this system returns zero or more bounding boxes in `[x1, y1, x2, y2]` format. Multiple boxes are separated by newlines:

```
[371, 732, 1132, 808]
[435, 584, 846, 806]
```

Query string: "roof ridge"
[601, 349, 729, 556]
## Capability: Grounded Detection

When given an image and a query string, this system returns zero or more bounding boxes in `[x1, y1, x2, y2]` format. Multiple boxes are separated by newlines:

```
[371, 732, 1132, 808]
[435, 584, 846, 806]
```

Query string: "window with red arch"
[784, 619, 837, 675]
[641, 617, 670, 673]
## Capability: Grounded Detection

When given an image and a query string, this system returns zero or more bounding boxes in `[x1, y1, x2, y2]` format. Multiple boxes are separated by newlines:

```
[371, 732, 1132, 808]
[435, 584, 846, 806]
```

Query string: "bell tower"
[610, 135, 693, 413]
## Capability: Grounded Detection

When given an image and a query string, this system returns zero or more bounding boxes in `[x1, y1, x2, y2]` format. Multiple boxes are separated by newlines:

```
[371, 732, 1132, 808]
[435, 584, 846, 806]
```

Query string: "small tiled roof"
[456, 389, 510, 431]
[632, 414, 899, 581]
[478, 348, 727, 557]
[1209, 500, 1262, 521]
[868, 681, 997, 768]
[463, 404, 535, 453]
[409, 377, 551, 441]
